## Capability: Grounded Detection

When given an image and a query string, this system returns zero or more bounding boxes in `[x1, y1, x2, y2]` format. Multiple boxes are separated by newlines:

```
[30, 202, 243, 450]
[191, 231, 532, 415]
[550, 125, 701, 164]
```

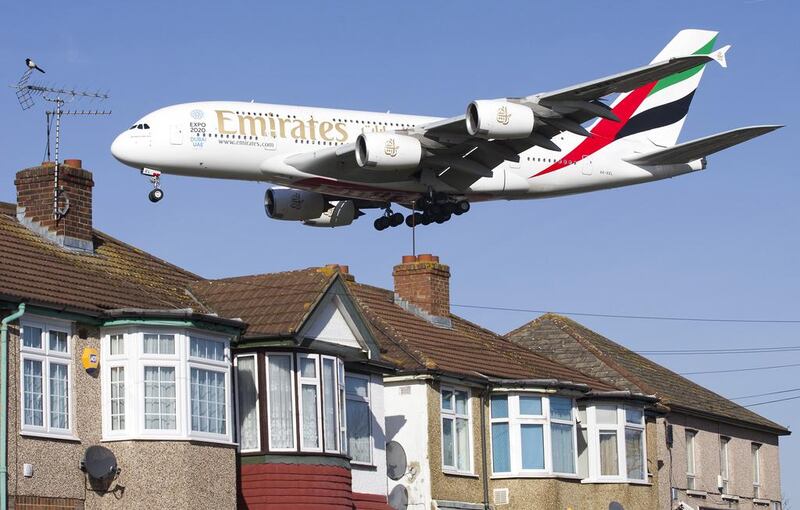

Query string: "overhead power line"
[637, 345, 800, 355]
[731, 387, 800, 400]
[740, 394, 800, 408]
[680, 362, 800, 376]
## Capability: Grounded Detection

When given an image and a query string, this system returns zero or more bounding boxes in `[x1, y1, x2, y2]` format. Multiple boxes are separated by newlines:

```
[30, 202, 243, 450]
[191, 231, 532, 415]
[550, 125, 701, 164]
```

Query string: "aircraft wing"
[624, 125, 781, 165]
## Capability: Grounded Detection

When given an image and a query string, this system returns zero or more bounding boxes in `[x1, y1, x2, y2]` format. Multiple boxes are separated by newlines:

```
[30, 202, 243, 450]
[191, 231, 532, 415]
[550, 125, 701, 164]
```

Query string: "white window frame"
[19, 317, 75, 439]
[264, 352, 297, 452]
[752, 443, 761, 499]
[345, 372, 372, 465]
[321, 355, 340, 454]
[234, 354, 261, 453]
[583, 403, 648, 484]
[297, 353, 323, 452]
[100, 327, 233, 444]
[686, 429, 697, 490]
[489, 393, 579, 478]
[440, 385, 473, 475]
[720, 436, 731, 495]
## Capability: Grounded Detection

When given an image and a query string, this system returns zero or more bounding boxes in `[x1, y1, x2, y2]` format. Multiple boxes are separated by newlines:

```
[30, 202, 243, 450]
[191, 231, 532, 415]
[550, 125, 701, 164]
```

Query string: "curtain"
[625, 428, 644, 479]
[456, 417, 470, 471]
[236, 357, 259, 450]
[347, 398, 370, 462]
[191, 368, 226, 434]
[519, 396, 542, 416]
[551, 423, 575, 473]
[521, 424, 544, 469]
[110, 366, 125, 430]
[491, 422, 510, 473]
[599, 431, 619, 476]
[49, 331, 68, 353]
[144, 366, 176, 430]
[23, 359, 43, 426]
[322, 359, 337, 450]
[23, 326, 42, 349]
[268, 355, 294, 448]
[301, 384, 319, 448]
[48, 362, 69, 429]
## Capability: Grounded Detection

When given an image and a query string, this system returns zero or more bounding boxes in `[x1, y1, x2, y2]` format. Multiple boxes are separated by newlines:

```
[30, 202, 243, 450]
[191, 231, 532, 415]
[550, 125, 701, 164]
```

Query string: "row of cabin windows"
[230, 111, 416, 128]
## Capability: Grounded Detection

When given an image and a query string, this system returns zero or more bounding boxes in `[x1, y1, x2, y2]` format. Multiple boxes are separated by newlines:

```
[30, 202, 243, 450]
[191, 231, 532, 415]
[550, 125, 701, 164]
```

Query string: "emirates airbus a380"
[111, 29, 780, 231]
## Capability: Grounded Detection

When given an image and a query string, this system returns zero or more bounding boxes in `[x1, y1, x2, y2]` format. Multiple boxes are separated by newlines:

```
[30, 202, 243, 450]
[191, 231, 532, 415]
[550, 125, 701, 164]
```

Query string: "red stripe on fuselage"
[531, 81, 658, 178]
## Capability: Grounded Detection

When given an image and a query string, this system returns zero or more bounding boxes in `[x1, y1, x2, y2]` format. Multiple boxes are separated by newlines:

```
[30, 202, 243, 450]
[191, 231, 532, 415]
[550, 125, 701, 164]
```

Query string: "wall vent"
[493, 488, 509, 506]
[399, 386, 411, 395]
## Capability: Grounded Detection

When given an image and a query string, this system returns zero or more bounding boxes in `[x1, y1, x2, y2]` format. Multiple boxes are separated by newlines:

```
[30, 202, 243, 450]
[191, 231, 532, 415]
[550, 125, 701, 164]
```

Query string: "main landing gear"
[373, 194, 471, 231]
[142, 168, 164, 203]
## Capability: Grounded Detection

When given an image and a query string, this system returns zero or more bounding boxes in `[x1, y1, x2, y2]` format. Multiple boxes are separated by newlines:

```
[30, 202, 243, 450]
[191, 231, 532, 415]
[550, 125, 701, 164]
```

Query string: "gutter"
[1, 303, 25, 510]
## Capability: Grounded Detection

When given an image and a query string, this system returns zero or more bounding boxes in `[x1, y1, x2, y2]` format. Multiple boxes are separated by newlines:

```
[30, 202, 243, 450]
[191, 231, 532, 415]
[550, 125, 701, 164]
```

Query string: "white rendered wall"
[352, 373, 389, 496]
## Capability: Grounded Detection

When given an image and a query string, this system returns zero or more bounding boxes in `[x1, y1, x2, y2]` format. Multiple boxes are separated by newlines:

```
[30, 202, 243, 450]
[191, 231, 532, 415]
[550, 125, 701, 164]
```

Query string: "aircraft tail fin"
[624, 125, 782, 166]
[590, 29, 723, 148]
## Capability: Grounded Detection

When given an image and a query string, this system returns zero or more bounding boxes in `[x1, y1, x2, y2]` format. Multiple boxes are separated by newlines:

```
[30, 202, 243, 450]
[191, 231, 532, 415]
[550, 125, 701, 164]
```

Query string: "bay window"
[489, 393, 577, 477]
[441, 386, 472, 474]
[20, 318, 73, 438]
[581, 403, 648, 483]
[101, 328, 232, 443]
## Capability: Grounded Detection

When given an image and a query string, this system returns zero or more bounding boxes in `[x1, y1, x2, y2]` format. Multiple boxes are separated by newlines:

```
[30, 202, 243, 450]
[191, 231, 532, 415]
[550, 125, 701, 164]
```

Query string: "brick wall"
[10, 495, 84, 510]
[392, 254, 451, 317]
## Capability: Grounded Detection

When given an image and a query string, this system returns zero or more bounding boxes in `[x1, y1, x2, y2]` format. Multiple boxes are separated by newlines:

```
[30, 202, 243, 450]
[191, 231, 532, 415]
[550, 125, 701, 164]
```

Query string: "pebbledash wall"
[3, 320, 237, 509]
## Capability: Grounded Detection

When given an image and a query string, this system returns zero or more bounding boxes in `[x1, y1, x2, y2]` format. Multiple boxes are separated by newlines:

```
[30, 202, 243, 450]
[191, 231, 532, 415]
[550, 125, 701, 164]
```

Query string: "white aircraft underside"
[111, 29, 780, 230]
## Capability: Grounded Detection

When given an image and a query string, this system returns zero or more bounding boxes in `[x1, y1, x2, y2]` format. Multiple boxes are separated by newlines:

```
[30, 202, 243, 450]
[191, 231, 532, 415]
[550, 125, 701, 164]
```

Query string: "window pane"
[110, 366, 125, 431]
[346, 376, 368, 398]
[551, 423, 575, 473]
[300, 357, 316, 378]
[442, 417, 454, 467]
[577, 427, 589, 478]
[110, 334, 124, 356]
[521, 424, 545, 470]
[490, 395, 508, 419]
[49, 331, 68, 353]
[441, 388, 453, 411]
[23, 359, 43, 426]
[491, 422, 510, 473]
[456, 417, 470, 472]
[454, 390, 468, 415]
[752, 444, 760, 485]
[143, 334, 174, 355]
[236, 357, 259, 450]
[625, 428, 644, 479]
[686, 431, 695, 475]
[190, 337, 224, 361]
[599, 432, 619, 476]
[346, 399, 370, 463]
[23, 326, 42, 349]
[550, 397, 573, 421]
[519, 396, 542, 416]
[144, 366, 176, 430]
[268, 355, 294, 448]
[191, 368, 227, 435]
[48, 363, 69, 429]
[322, 359, 337, 450]
[625, 407, 643, 425]
[596, 406, 618, 425]
[301, 384, 319, 448]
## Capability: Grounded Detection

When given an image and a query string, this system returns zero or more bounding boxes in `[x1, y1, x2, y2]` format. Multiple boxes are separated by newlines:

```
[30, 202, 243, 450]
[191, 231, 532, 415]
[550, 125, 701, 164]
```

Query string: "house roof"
[506, 313, 789, 435]
[347, 281, 614, 390]
[0, 201, 204, 315]
[189, 268, 336, 339]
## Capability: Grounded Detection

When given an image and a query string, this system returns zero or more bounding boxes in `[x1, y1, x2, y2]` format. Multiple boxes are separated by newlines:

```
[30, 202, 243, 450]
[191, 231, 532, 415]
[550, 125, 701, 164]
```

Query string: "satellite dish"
[386, 441, 407, 481]
[83, 445, 118, 481]
[388, 485, 408, 510]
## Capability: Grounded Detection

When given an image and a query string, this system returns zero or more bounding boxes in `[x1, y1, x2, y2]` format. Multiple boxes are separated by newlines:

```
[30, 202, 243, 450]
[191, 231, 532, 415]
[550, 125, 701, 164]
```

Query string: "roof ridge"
[92, 229, 203, 281]
[206, 266, 324, 283]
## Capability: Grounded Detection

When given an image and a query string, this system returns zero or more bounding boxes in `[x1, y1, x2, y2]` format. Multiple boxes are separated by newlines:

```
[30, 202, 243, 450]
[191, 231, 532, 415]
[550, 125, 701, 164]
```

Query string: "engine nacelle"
[466, 100, 535, 139]
[264, 187, 326, 221]
[304, 200, 356, 228]
[355, 133, 422, 170]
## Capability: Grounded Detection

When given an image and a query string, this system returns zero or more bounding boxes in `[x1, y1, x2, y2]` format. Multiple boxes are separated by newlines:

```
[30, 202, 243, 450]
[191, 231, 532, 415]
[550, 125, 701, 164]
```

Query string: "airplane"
[110, 29, 781, 231]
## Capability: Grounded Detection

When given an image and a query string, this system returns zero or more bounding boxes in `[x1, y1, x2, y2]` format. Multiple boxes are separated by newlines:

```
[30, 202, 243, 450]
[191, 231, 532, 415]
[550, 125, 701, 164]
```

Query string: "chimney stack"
[393, 254, 451, 318]
[15, 160, 94, 252]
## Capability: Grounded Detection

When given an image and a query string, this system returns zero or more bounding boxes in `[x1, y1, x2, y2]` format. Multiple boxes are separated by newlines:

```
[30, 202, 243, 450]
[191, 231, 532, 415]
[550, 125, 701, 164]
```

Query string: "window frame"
[583, 403, 648, 484]
[19, 317, 75, 439]
[345, 372, 373, 465]
[720, 435, 731, 495]
[440, 385, 473, 475]
[321, 355, 340, 454]
[297, 353, 323, 452]
[686, 429, 697, 490]
[752, 442, 761, 499]
[234, 354, 261, 453]
[264, 352, 297, 452]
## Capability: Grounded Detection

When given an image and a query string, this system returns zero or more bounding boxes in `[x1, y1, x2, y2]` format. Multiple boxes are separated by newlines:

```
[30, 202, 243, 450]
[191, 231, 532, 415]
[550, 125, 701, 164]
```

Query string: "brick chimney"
[15, 160, 94, 252]
[393, 254, 451, 318]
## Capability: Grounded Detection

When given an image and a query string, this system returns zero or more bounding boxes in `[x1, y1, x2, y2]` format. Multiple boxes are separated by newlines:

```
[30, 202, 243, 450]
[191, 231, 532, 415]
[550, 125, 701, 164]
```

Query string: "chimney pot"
[64, 159, 82, 168]
[401, 255, 418, 263]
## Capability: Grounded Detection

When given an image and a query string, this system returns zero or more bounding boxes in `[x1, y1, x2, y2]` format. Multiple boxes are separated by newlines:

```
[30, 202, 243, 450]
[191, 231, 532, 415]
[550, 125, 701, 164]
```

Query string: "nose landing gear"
[142, 168, 164, 203]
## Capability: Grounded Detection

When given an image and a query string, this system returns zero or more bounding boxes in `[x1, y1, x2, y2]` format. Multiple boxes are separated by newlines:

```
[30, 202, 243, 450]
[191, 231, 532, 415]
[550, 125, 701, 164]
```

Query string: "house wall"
[351, 373, 389, 497]
[384, 380, 432, 510]
[5, 319, 237, 510]
[662, 413, 782, 510]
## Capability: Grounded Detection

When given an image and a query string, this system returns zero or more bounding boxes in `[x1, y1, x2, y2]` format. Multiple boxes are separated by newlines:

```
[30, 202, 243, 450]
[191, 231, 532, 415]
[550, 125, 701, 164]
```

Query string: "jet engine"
[264, 187, 326, 221]
[304, 200, 357, 228]
[466, 100, 535, 139]
[355, 133, 422, 170]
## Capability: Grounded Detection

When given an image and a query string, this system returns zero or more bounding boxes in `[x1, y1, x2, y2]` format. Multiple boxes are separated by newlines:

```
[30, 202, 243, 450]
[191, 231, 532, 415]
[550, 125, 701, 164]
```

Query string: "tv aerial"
[13, 57, 111, 220]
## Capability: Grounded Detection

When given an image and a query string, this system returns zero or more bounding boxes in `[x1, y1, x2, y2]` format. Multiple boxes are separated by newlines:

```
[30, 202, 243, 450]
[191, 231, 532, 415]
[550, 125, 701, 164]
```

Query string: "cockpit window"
[143, 124, 150, 129]
[130, 123, 151, 130]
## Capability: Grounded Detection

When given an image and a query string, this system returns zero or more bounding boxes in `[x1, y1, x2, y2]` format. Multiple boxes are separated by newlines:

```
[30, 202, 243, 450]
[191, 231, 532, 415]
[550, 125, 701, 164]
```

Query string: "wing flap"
[625, 125, 782, 165]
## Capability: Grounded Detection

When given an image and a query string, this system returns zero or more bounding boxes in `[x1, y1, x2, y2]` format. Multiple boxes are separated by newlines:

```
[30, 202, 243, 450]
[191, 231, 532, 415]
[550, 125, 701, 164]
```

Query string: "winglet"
[710, 44, 731, 68]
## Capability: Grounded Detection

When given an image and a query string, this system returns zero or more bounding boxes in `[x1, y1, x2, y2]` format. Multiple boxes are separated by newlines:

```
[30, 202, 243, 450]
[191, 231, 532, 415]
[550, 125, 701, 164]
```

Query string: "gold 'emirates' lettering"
[215, 110, 348, 142]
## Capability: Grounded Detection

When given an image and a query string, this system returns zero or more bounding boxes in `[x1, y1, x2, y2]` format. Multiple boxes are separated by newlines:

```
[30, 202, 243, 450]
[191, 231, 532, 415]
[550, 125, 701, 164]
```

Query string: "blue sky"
[2, 0, 798, 499]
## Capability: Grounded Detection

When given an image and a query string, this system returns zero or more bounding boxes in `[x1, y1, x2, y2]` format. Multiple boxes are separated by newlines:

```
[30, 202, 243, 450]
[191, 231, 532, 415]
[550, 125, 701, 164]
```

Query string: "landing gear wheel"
[434, 213, 451, 224]
[420, 214, 433, 226]
[374, 216, 391, 231]
[405, 212, 423, 228]
[390, 212, 404, 227]
[453, 200, 470, 215]
[148, 189, 164, 203]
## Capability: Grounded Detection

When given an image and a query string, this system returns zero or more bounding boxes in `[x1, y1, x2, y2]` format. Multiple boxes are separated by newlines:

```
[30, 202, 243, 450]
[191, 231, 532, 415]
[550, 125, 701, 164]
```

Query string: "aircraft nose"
[110, 132, 133, 165]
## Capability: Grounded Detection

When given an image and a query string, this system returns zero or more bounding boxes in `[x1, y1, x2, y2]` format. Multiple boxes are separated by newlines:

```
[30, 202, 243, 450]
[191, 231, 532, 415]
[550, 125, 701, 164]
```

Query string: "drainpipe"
[479, 384, 490, 510]
[1, 303, 25, 510]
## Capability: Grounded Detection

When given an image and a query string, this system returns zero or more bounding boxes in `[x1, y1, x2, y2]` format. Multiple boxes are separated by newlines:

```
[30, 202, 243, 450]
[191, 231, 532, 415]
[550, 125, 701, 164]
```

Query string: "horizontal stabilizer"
[625, 125, 782, 165]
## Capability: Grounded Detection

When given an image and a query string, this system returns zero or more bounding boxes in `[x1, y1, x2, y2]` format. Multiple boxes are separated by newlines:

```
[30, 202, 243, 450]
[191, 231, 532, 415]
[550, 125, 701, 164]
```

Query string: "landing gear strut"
[142, 168, 164, 203]
[402, 194, 470, 229]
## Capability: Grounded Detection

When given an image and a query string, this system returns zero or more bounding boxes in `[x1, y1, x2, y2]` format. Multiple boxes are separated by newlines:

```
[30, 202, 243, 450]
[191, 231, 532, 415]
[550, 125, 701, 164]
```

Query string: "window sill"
[442, 470, 479, 479]
[351, 461, 377, 470]
[581, 478, 651, 486]
[100, 435, 235, 446]
[686, 489, 708, 498]
[20, 430, 80, 442]
[721, 494, 740, 502]
[753, 499, 772, 506]
[491, 473, 582, 480]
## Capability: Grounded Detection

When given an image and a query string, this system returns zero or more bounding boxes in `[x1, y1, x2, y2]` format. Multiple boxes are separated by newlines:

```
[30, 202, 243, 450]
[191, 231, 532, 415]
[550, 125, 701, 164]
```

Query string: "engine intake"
[466, 100, 535, 139]
[304, 200, 357, 228]
[355, 133, 422, 170]
[264, 187, 326, 221]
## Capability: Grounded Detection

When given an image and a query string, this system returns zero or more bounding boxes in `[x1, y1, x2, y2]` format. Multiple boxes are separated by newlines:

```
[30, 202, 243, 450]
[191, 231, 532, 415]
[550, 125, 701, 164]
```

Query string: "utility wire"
[637, 345, 800, 355]
[731, 387, 800, 400]
[740, 394, 800, 408]
[680, 362, 800, 376]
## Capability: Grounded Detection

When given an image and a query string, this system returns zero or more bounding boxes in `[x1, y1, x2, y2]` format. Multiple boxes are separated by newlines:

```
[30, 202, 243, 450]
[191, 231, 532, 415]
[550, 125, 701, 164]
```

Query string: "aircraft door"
[581, 155, 592, 176]
[170, 124, 184, 145]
